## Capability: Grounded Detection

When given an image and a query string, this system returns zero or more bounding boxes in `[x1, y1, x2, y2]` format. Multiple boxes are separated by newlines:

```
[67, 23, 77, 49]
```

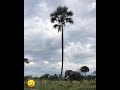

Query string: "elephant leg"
[70, 79, 72, 83]
[65, 79, 67, 82]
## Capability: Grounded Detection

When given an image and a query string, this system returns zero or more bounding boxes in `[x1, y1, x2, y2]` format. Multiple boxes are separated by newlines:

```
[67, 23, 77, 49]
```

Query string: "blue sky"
[24, 0, 96, 76]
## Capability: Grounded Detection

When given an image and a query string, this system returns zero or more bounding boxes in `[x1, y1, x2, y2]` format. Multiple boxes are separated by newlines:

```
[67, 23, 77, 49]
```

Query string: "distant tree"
[24, 58, 29, 64]
[80, 66, 89, 76]
[49, 75, 55, 80]
[93, 71, 96, 76]
[40, 74, 49, 79]
[34, 77, 39, 80]
[54, 74, 58, 78]
[24, 76, 30, 81]
[92, 71, 96, 81]
[29, 75, 33, 79]
[44, 74, 49, 79]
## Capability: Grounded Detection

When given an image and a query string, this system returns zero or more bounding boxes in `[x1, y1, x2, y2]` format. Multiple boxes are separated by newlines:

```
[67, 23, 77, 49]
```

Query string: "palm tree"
[80, 66, 89, 76]
[50, 6, 74, 78]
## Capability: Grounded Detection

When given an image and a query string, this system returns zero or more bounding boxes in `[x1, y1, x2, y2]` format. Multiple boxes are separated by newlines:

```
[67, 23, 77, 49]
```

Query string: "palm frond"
[53, 24, 58, 29]
[62, 22, 65, 27]
[53, 24, 62, 33]
[67, 10, 73, 16]
[56, 6, 68, 15]
[51, 17, 57, 23]
[50, 11, 58, 19]
[62, 6, 68, 14]
[56, 6, 63, 15]
[58, 19, 61, 23]
[58, 25, 62, 32]
[66, 18, 73, 24]
[50, 6, 74, 31]
[54, 11, 59, 17]
[69, 20, 74, 24]
[66, 18, 69, 22]
[61, 15, 65, 23]
[50, 13, 54, 17]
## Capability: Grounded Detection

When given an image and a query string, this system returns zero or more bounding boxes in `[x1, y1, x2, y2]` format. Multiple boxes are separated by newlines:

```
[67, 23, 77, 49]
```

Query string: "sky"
[24, 0, 96, 77]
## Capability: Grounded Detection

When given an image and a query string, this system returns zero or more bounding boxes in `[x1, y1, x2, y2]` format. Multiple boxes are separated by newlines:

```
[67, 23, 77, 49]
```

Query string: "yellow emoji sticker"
[27, 80, 35, 88]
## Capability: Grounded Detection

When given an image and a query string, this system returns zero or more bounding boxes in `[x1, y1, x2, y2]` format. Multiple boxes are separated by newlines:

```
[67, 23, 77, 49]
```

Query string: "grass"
[24, 80, 96, 90]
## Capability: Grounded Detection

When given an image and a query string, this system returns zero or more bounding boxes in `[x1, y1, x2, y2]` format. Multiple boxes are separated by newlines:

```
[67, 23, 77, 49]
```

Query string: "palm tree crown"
[50, 6, 73, 32]
[80, 66, 89, 76]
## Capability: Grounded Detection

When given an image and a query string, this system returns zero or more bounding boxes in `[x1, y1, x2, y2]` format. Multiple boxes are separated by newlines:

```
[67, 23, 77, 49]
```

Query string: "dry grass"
[24, 79, 96, 90]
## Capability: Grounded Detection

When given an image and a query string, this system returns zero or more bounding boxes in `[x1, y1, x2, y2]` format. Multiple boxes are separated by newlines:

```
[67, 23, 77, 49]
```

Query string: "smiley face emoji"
[27, 80, 35, 88]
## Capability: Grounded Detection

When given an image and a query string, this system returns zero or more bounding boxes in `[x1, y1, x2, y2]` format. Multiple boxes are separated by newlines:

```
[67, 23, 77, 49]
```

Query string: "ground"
[24, 79, 96, 90]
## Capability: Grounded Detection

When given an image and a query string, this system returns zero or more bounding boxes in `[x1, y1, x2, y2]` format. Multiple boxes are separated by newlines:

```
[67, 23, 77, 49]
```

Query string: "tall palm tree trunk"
[60, 25, 64, 79]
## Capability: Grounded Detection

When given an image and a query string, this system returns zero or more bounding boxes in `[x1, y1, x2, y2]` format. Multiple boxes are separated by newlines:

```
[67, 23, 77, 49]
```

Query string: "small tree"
[93, 71, 96, 76]
[24, 58, 29, 64]
[80, 66, 89, 76]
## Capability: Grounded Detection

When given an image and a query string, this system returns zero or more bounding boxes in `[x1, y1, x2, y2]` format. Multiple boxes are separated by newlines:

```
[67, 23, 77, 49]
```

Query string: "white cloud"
[64, 41, 94, 56]
[24, 62, 36, 68]
[43, 61, 49, 64]
[24, 0, 96, 76]
[91, 2, 96, 10]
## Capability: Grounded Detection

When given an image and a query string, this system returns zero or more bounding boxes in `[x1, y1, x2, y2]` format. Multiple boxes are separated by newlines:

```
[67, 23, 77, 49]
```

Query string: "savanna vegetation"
[24, 68, 96, 90]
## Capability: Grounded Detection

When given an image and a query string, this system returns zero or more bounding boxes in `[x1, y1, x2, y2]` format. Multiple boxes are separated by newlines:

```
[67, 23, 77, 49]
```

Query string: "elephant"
[64, 70, 81, 83]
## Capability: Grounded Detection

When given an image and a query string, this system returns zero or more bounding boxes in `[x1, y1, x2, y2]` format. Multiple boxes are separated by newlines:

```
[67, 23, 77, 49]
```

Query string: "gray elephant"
[64, 70, 81, 83]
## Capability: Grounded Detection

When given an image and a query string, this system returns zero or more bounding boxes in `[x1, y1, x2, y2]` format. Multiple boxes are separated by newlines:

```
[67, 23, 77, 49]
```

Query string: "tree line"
[24, 71, 96, 81]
